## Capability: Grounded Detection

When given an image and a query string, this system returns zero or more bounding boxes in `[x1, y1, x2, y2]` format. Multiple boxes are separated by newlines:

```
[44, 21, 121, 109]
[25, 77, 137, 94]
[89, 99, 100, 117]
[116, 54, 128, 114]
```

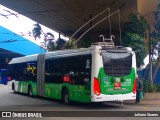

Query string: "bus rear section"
[91, 46, 137, 102]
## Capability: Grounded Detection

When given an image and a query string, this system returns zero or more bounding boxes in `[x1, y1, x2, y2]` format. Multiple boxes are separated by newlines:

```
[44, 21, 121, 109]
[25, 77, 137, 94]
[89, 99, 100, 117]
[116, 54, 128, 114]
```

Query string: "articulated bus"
[8, 42, 137, 104]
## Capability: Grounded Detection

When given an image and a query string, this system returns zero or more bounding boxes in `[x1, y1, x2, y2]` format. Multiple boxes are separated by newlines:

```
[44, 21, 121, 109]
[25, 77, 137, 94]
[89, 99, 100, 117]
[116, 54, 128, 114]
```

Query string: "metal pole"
[149, 25, 151, 65]
[149, 25, 152, 83]
[150, 60, 152, 82]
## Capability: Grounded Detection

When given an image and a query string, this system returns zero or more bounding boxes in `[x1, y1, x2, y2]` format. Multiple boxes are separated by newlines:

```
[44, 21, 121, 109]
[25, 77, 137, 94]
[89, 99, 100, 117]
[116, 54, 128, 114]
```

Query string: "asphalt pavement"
[0, 81, 160, 120]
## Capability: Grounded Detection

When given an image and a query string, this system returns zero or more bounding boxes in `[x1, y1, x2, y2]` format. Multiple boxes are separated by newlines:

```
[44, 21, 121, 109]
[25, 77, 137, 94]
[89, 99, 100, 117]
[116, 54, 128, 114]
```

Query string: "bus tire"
[28, 85, 33, 97]
[12, 83, 16, 93]
[4, 83, 8, 85]
[62, 89, 70, 104]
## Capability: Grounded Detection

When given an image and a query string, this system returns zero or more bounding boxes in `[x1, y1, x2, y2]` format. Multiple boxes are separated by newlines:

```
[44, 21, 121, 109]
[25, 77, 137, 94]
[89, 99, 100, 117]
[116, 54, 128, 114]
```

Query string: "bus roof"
[9, 54, 39, 64]
[8, 48, 91, 64]
[8, 43, 133, 65]
[45, 48, 91, 59]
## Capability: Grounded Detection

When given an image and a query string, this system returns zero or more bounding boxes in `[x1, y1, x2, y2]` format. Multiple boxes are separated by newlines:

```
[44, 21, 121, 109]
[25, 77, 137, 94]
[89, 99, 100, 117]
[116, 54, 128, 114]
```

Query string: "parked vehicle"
[0, 69, 10, 85]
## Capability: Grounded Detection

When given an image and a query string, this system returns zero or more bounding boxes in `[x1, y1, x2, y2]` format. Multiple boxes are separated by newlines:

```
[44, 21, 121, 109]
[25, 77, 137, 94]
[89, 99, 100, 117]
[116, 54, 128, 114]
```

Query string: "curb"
[143, 93, 160, 100]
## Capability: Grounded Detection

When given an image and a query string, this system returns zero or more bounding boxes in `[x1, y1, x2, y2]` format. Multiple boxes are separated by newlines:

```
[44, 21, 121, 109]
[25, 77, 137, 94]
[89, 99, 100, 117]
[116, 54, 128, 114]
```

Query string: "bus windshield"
[102, 51, 132, 77]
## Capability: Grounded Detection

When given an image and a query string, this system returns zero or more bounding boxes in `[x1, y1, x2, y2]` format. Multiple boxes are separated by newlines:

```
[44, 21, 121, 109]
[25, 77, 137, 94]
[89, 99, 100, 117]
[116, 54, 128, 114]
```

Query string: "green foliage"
[122, 13, 148, 67]
[32, 23, 42, 40]
[47, 43, 57, 51]
[143, 79, 160, 93]
[123, 13, 149, 35]
[151, 0, 160, 46]
[64, 39, 76, 49]
[154, 0, 160, 21]
[142, 79, 149, 93]
[123, 33, 146, 67]
[80, 38, 92, 48]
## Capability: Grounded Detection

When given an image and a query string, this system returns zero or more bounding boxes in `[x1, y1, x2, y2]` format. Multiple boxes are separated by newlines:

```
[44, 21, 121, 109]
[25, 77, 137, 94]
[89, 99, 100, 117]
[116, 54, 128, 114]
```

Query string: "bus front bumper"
[91, 92, 136, 102]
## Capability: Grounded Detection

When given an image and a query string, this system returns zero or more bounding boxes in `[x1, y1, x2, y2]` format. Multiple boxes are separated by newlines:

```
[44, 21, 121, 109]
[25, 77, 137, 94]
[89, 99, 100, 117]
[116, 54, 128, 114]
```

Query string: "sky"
[0, 4, 68, 46]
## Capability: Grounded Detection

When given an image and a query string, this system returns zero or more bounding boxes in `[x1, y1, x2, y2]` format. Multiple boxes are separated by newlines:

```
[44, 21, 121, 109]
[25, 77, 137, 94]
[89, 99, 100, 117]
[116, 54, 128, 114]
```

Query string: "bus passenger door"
[37, 54, 45, 97]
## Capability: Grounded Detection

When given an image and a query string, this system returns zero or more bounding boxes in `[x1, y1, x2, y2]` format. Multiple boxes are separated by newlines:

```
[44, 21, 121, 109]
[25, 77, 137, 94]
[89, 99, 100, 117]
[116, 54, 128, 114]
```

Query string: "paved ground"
[0, 81, 160, 120]
[123, 99, 160, 107]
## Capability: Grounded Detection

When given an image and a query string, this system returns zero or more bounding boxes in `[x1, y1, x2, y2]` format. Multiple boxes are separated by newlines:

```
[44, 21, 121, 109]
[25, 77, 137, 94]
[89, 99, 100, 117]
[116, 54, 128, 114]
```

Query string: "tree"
[149, 0, 160, 85]
[32, 23, 42, 40]
[122, 13, 149, 67]
[151, 0, 160, 49]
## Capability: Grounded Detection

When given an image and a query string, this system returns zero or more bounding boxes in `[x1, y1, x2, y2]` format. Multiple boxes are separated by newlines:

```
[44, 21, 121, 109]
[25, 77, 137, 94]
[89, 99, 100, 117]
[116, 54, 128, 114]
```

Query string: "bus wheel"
[12, 83, 16, 93]
[62, 89, 70, 104]
[28, 86, 33, 97]
[4, 83, 8, 85]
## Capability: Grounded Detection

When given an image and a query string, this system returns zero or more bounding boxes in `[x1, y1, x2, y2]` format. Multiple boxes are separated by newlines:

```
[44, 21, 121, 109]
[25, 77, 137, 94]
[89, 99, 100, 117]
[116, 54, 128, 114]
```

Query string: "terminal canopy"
[0, 0, 137, 37]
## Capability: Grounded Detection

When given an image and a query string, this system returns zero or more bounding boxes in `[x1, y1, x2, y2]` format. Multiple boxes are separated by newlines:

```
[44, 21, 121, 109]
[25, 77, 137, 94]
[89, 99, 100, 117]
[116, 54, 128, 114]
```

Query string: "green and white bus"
[9, 42, 137, 104]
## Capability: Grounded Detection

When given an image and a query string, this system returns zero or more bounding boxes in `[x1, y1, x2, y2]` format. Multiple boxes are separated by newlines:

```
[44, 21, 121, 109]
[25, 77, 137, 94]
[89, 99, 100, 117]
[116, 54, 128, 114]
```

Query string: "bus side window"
[70, 55, 91, 85]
